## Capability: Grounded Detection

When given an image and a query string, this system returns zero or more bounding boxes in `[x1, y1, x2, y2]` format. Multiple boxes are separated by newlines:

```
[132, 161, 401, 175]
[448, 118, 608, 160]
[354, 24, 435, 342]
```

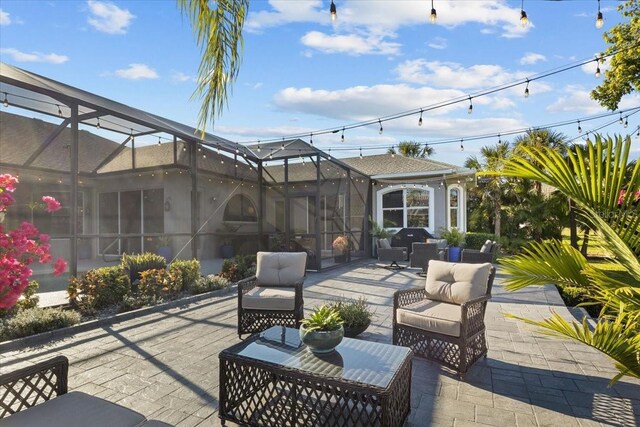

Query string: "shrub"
[68, 266, 130, 314]
[557, 286, 602, 318]
[465, 232, 497, 250]
[191, 275, 230, 294]
[0, 308, 80, 342]
[439, 227, 465, 247]
[1, 280, 40, 318]
[121, 252, 166, 283]
[498, 236, 528, 255]
[329, 296, 373, 328]
[219, 254, 256, 282]
[138, 268, 181, 300]
[169, 259, 201, 290]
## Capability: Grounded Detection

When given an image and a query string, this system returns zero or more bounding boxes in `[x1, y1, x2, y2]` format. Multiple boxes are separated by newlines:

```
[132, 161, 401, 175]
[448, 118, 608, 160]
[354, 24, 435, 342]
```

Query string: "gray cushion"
[379, 238, 391, 249]
[427, 238, 448, 250]
[256, 252, 306, 285]
[396, 299, 462, 337]
[480, 240, 493, 253]
[1, 391, 146, 427]
[425, 260, 492, 305]
[242, 286, 296, 310]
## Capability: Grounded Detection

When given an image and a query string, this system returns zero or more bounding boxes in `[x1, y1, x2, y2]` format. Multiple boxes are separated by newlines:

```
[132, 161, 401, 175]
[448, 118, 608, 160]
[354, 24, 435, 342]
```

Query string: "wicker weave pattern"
[219, 341, 412, 426]
[0, 356, 68, 418]
[393, 268, 496, 376]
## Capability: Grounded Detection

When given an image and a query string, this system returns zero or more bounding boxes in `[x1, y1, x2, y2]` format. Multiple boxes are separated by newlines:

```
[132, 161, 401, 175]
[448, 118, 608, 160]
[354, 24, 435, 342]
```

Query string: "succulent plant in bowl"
[299, 305, 344, 354]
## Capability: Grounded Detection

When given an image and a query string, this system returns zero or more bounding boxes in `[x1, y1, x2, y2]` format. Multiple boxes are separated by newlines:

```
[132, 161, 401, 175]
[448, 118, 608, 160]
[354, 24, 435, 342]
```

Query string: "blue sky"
[1, 0, 638, 166]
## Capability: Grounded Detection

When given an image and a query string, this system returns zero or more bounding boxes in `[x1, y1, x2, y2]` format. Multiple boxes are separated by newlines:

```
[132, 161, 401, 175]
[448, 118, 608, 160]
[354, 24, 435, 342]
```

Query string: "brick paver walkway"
[1, 261, 638, 426]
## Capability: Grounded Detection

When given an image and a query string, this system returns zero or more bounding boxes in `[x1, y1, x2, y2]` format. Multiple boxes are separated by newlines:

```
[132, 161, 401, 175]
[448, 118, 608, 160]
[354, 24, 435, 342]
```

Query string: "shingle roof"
[340, 154, 464, 177]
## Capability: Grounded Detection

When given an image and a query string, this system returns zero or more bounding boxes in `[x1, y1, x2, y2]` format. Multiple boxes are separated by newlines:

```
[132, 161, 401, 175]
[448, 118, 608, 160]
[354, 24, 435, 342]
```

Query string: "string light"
[620, 113, 624, 124]
[359, 147, 363, 159]
[520, 0, 528, 27]
[57, 104, 63, 117]
[430, 0, 437, 24]
[269, 148, 273, 159]
[378, 119, 383, 134]
[2, 92, 8, 107]
[418, 109, 423, 126]
[524, 80, 530, 98]
[624, 117, 628, 128]
[328, 148, 332, 160]
[257, 140, 261, 152]
[498, 134, 502, 144]
[595, 64, 601, 78]
[330, 0, 337, 21]
[577, 121, 582, 133]
[467, 97, 473, 114]
[341, 127, 345, 142]
[391, 145, 395, 158]
[310, 133, 313, 145]
[158, 136, 161, 145]
[596, 0, 604, 29]
[96, 117, 101, 129]
[460, 139, 464, 151]
[130, 128, 134, 143]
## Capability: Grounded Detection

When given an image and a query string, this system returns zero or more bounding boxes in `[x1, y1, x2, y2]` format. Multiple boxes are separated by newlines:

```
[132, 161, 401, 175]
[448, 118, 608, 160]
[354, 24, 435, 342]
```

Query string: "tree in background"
[592, 0, 640, 110]
[178, 0, 248, 132]
[387, 141, 434, 158]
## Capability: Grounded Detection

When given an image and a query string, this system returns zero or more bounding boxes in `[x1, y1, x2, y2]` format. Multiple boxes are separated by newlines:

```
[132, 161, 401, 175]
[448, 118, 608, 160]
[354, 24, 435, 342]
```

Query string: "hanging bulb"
[328, 148, 332, 160]
[636, 126, 640, 138]
[619, 113, 624, 124]
[2, 92, 8, 108]
[310, 133, 313, 145]
[524, 80, 530, 98]
[182, 145, 187, 152]
[520, 1, 528, 27]
[216, 144, 221, 154]
[158, 136, 161, 145]
[577, 121, 582, 134]
[498, 134, 502, 144]
[281, 141, 285, 150]
[391, 145, 395, 158]
[235, 148, 240, 154]
[596, 0, 604, 29]
[595, 65, 601, 78]
[130, 129, 134, 143]
[341, 128, 345, 143]
[359, 147, 363, 159]
[624, 117, 628, 128]
[269, 149, 273, 160]
[378, 119, 383, 135]
[57, 105, 63, 117]
[257, 141, 261, 152]
[243, 150, 247, 158]
[430, 0, 437, 24]
[203, 152, 206, 159]
[467, 97, 473, 114]
[96, 117, 101, 129]
[460, 139, 464, 151]
[418, 109, 423, 126]
[330, 0, 337, 21]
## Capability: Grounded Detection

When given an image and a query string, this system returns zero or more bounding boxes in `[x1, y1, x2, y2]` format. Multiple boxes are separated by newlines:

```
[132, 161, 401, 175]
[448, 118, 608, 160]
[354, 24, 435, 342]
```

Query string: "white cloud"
[520, 52, 546, 65]
[0, 48, 68, 64]
[581, 57, 609, 77]
[301, 31, 400, 56]
[87, 0, 134, 34]
[171, 71, 194, 83]
[546, 85, 603, 114]
[115, 63, 158, 80]
[427, 37, 447, 50]
[0, 9, 11, 25]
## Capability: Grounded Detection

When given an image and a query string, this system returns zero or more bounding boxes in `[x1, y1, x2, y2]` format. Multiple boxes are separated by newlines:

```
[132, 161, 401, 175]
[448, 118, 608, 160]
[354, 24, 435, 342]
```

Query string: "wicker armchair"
[377, 238, 408, 269]
[461, 240, 500, 264]
[238, 252, 306, 338]
[410, 242, 439, 274]
[393, 260, 496, 377]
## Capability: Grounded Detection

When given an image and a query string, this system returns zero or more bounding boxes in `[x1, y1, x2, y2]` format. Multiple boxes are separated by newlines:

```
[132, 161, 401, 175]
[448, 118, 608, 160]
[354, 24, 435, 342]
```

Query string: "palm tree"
[387, 141, 434, 158]
[464, 142, 511, 237]
[491, 134, 640, 384]
[513, 129, 568, 196]
[178, 0, 248, 133]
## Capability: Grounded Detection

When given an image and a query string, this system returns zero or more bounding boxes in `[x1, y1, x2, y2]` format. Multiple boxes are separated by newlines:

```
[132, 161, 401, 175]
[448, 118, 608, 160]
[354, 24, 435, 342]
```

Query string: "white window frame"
[446, 184, 465, 232]
[376, 185, 435, 234]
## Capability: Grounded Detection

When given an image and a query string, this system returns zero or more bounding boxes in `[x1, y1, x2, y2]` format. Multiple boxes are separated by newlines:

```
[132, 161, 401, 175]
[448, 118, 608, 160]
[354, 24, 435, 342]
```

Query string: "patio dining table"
[219, 326, 413, 427]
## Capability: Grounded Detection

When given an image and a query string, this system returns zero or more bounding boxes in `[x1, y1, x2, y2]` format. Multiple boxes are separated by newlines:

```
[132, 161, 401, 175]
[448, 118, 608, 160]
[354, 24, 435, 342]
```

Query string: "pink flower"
[53, 258, 67, 276]
[0, 174, 19, 192]
[42, 196, 61, 212]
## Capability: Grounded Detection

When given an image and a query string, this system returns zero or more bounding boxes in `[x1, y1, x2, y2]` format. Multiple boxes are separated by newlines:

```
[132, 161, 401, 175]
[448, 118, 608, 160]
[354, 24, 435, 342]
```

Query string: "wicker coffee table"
[219, 326, 412, 427]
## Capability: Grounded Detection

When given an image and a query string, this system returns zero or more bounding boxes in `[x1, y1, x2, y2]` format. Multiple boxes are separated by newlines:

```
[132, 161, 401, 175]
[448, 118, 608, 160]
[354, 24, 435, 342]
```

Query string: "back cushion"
[425, 260, 492, 304]
[379, 238, 391, 249]
[256, 252, 307, 285]
[480, 240, 493, 253]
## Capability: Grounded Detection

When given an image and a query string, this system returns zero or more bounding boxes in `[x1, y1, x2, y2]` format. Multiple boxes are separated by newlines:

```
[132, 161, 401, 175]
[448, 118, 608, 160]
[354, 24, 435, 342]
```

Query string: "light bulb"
[595, 66, 601, 78]
[257, 142, 261, 152]
[57, 105, 63, 117]
[524, 81, 530, 98]
[158, 137, 161, 145]
[468, 98, 473, 114]
[310, 133, 313, 145]
[96, 118, 101, 129]
[460, 140, 464, 151]
[378, 119, 383, 134]
[341, 130, 345, 143]
[578, 121, 582, 134]
[624, 117, 628, 128]
[619, 114, 624, 124]
[430, 8, 437, 24]
[330, 0, 337, 21]
[520, 10, 528, 27]
[328, 149, 332, 160]
[596, 11, 604, 29]
[418, 110, 423, 126]
[359, 148, 363, 159]
[2, 93, 8, 108]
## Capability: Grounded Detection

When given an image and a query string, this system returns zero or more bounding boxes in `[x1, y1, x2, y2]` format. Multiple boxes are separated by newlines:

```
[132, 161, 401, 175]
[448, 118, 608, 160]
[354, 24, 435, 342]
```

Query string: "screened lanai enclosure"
[0, 62, 372, 293]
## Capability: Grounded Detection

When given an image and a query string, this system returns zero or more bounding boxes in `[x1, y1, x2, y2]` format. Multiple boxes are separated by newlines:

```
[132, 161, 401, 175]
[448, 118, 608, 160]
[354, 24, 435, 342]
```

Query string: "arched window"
[223, 194, 257, 222]
[377, 186, 434, 232]
[447, 184, 465, 231]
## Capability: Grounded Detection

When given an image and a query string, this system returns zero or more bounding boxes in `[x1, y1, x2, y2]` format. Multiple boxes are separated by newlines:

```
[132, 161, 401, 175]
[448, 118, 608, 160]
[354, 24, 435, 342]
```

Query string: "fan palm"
[488, 134, 640, 383]
[178, 0, 248, 133]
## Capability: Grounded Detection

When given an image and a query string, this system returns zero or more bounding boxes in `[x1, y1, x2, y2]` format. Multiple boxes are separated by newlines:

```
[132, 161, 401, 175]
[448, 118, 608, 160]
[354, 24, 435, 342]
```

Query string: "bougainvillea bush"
[0, 174, 67, 309]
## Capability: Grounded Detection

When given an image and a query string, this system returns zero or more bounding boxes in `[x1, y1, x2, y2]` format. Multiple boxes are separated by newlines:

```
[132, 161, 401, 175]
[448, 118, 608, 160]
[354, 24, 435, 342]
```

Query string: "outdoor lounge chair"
[0, 356, 171, 426]
[237, 251, 306, 338]
[393, 260, 496, 376]
[410, 242, 439, 274]
[377, 238, 408, 269]
[461, 240, 500, 264]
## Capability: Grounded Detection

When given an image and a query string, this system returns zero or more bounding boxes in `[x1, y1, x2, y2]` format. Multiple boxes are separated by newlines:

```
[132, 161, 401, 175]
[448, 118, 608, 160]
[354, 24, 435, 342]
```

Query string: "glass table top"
[222, 326, 412, 389]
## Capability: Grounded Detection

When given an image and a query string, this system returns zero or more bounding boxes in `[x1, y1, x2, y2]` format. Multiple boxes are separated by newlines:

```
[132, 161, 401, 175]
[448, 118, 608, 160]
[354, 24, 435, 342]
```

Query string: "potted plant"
[299, 305, 344, 354]
[329, 296, 374, 338]
[156, 236, 172, 262]
[219, 223, 240, 259]
[332, 235, 349, 263]
[440, 227, 465, 262]
[369, 217, 392, 257]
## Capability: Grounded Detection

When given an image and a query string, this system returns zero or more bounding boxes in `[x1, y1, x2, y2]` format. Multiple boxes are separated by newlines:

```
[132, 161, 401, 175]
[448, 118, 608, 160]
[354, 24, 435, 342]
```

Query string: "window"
[224, 194, 257, 222]
[447, 185, 465, 231]
[377, 186, 434, 232]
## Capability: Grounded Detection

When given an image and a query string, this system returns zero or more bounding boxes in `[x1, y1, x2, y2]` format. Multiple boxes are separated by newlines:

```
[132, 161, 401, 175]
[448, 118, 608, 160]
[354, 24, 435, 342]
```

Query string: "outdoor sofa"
[0, 355, 171, 426]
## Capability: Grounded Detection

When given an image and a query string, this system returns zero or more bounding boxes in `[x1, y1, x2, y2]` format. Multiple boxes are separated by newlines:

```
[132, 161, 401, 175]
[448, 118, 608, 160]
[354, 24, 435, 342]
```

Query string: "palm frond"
[500, 240, 589, 291]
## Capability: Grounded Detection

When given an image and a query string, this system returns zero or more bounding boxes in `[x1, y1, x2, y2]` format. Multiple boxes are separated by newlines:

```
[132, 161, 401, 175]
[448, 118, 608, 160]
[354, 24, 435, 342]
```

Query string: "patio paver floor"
[1, 260, 638, 426]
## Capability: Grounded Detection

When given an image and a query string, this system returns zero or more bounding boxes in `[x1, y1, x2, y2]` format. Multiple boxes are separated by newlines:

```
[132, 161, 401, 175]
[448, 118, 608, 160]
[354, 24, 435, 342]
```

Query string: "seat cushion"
[242, 286, 296, 311]
[1, 391, 146, 427]
[379, 238, 391, 249]
[425, 260, 492, 305]
[256, 252, 306, 285]
[480, 240, 493, 253]
[396, 299, 462, 337]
